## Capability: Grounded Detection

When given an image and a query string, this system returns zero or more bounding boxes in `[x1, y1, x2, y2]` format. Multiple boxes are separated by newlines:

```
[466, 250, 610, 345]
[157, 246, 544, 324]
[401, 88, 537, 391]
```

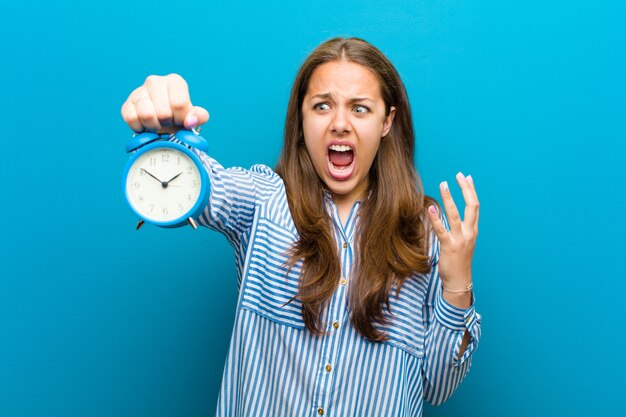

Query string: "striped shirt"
[192, 149, 482, 417]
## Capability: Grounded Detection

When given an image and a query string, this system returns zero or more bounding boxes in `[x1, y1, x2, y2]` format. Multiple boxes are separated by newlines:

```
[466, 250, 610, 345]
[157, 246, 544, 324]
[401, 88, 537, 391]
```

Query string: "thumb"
[184, 106, 210, 129]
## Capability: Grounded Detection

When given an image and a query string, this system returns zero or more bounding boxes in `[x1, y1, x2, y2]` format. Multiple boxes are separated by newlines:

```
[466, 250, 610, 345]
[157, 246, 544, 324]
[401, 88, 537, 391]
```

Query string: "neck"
[331, 191, 363, 226]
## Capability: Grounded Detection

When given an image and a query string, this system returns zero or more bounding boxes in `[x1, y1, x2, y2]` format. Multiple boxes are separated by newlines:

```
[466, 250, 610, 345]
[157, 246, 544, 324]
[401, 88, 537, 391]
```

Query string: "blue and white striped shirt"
[193, 149, 481, 417]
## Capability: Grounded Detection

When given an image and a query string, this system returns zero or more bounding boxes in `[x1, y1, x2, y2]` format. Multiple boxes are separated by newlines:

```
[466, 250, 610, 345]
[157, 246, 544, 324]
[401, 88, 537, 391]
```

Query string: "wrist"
[442, 280, 473, 294]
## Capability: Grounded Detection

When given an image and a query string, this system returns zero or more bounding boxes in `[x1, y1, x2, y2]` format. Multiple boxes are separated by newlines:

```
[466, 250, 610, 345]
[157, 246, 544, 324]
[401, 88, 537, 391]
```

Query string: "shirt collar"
[321, 188, 370, 205]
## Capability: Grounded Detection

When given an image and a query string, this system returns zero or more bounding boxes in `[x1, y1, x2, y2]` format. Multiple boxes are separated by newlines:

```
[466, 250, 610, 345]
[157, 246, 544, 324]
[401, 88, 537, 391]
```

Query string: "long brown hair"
[275, 37, 438, 341]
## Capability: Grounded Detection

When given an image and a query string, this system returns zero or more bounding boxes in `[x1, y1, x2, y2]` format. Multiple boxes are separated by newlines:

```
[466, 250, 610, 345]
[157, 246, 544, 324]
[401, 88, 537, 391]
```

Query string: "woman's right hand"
[121, 73, 210, 133]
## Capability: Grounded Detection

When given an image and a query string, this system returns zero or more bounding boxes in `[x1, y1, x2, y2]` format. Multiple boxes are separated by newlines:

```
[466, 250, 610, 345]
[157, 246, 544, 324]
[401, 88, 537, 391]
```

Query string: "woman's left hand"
[427, 172, 479, 298]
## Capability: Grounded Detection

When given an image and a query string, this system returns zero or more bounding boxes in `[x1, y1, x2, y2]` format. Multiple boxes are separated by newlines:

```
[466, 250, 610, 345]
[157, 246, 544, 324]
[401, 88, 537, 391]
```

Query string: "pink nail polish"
[185, 115, 198, 128]
[441, 181, 449, 191]
[429, 205, 437, 215]
[467, 175, 473, 184]
[456, 172, 465, 182]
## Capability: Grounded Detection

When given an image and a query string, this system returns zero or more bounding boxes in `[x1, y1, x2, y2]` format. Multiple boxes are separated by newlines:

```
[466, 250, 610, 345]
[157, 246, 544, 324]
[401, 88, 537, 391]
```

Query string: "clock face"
[125, 147, 203, 223]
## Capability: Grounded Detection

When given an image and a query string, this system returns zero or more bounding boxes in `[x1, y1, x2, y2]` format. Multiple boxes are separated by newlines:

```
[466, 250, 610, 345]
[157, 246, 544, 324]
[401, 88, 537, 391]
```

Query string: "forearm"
[442, 290, 472, 309]
[422, 290, 481, 405]
[422, 323, 474, 405]
[442, 290, 473, 358]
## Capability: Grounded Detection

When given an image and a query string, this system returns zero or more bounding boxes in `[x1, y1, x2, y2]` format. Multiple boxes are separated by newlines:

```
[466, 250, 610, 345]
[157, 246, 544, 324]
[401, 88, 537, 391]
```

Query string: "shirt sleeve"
[170, 138, 282, 248]
[421, 212, 482, 405]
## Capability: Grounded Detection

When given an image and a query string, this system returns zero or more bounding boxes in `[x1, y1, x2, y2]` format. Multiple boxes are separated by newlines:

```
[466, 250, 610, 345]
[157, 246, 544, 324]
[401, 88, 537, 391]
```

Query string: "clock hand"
[164, 172, 183, 184]
[141, 168, 163, 182]
[141, 168, 168, 188]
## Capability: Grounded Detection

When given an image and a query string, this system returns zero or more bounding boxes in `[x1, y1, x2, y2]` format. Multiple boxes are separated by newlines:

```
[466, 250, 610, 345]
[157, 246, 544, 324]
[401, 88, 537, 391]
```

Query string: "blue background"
[2, 0, 624, 416]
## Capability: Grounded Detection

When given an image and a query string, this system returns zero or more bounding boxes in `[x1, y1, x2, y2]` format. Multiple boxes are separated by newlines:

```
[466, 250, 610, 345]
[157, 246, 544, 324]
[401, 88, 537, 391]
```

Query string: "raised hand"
[427, 172, 479, 308]
[121, 73, 210, 133]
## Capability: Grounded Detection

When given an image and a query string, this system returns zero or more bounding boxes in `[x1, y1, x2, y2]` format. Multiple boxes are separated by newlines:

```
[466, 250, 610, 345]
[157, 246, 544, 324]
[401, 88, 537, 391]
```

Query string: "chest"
[238, 202, 428, 358]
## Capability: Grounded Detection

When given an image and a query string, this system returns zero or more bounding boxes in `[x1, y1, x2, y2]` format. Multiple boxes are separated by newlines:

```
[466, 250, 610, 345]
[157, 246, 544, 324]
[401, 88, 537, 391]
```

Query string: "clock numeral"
[187, 194, 192, 201]
[149, 204, 155, 213]
[178, 204, 185, 212]
[137, 195, 144, 203]
[162, 154, 170, 163]
[177, 156, 181, 165]
[149, 157, 157, 166]
[191, 180, 197, 188]
[186, 166, 192, 174]
[134, 181, 140, 189]
[163, 207, 169, 215]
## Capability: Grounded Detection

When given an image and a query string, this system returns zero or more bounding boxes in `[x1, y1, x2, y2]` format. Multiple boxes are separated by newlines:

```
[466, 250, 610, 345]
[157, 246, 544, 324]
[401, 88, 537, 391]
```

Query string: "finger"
[184, 106, 210, 129]
[457, 172, 478, 228]
[121, 98, 144, 132]
[146, 77, 173, 127]
[427, 205, 450, 243]
[466, 175, 479, 206]
[135, 96, 161, 131]
[127, 86, 160, 130]
[440, 179, 462, 235]
[466, 175, 480, 229]
[129, 86, 150, 105]
[166, 74, 192, 126]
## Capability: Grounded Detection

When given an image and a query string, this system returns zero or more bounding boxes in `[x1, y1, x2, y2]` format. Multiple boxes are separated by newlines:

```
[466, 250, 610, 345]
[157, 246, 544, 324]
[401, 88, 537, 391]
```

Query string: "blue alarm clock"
[122, 129, 210, 229]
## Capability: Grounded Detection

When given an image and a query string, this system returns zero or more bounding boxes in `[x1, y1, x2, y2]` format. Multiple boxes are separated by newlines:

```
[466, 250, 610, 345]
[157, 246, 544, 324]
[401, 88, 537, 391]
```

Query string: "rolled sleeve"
[433, 287, 482, 366]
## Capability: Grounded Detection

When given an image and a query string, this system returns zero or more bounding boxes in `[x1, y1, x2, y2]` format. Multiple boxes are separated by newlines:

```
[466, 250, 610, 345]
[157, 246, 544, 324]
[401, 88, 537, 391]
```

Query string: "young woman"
[121, 37, 481, 417]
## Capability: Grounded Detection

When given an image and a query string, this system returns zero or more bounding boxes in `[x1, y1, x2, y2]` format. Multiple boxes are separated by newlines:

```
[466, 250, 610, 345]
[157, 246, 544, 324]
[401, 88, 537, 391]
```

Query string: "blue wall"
[2, 1, 624, 416]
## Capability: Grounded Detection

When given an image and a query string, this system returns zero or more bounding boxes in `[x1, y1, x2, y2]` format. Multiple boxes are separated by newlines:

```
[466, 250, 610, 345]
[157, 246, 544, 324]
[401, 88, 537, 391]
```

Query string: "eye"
[314, 102, 331, 111]
[353, 105, 369, 114]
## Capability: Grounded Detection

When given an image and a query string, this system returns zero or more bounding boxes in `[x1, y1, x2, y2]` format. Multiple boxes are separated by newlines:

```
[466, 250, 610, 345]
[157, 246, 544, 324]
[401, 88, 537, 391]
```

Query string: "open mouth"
[327, 144, 355, 180]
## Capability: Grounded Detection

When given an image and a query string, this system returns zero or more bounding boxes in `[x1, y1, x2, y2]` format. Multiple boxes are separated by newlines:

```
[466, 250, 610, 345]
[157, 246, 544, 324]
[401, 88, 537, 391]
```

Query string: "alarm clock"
[122, 129, 210, 230]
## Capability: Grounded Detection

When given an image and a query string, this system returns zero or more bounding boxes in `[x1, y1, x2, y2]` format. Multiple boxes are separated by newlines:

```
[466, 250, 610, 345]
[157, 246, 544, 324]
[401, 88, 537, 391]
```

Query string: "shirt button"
[340, 278, 347, 285]
[332, 321, 339, 329]
[342, 242, 348, 249]
[318, 407, 324, 415]
[325, 364, 332, 372]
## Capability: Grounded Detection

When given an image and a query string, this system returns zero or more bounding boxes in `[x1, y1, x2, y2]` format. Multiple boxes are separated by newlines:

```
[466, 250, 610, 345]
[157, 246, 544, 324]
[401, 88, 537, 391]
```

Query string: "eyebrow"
[310, 92, 375, 104]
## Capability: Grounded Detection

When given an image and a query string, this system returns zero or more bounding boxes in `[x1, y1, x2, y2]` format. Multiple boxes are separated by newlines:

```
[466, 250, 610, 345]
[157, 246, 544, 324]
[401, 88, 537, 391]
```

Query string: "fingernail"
[466, 175, 473, 184]
[429, 205, 437, 215]
[456, 172, 466, 182]
[440, 181, 449, 192]
[185, 115, 198, 128]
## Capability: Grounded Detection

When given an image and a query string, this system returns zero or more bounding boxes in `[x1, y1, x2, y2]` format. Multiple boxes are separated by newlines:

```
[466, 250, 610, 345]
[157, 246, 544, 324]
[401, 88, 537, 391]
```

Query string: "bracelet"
[442, 282, 473, 293]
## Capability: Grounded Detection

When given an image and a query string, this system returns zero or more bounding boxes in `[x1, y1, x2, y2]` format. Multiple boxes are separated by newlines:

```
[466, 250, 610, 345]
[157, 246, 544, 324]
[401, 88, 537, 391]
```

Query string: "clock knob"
[175, 130, 209, 153]
[125, 131, 161, 153]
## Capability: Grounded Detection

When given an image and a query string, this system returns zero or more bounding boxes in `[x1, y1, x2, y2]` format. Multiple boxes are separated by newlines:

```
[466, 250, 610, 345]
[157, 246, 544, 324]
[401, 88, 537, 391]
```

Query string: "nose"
[330, 108, 351, 136]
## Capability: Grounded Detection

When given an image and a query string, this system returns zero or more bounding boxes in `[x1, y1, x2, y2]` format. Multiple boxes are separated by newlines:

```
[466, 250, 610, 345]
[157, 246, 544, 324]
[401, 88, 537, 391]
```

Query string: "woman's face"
[302, 60, 396, 208]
